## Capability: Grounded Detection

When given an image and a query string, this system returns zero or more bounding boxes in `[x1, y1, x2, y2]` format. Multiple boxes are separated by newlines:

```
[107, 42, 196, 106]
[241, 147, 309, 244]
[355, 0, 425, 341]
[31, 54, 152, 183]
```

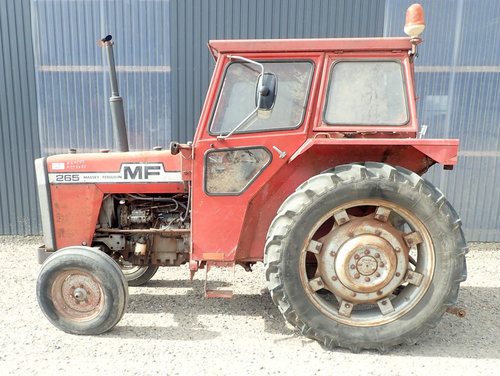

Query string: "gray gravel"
[1, 236, 499, 375]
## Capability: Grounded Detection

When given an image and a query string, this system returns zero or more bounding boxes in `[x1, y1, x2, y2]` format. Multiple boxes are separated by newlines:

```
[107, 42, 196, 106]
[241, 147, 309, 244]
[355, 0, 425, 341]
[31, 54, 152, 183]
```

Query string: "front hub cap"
[318, 216, 408, 304]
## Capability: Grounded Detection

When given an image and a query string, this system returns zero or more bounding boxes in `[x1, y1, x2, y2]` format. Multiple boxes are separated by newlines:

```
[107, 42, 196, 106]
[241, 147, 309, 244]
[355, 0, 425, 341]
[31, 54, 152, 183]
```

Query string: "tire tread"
[264, 163, 467, 352]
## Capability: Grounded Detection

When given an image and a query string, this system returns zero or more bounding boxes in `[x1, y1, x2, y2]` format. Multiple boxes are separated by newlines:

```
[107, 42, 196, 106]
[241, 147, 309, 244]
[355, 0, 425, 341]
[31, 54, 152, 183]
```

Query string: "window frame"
[321, 58, 410, 127]
[207, 59, 315, 136]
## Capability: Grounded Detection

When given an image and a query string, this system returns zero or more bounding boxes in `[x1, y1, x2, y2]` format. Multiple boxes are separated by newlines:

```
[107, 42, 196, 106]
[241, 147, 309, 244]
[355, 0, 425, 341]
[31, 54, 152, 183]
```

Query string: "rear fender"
[290, 138, 459, 172]
[236, 137, 459, 261]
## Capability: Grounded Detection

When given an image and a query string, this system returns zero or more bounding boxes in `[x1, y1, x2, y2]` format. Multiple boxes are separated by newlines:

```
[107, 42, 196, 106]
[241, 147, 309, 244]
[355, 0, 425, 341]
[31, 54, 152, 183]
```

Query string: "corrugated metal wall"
[1, 0, 498, 240]
[169, 0, 386, 142]
[0, 0, 41, 234]
[384, 0, 500, 241]
[31, 0, 171, 155]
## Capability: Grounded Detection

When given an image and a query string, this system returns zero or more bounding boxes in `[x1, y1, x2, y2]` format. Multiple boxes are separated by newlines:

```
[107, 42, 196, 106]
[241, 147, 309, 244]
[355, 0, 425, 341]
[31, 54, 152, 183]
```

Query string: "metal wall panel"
[11, 0, 497, 240]
[0, 0, 41, 235]
[169, 0, 386, 142]
[384, 0, 500, 240]
[31, 0, 171, 155]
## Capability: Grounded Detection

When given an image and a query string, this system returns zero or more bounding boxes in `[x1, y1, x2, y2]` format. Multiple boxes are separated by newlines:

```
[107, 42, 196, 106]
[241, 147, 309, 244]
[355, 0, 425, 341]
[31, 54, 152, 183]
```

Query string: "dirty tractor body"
[35, 33, 467, 351]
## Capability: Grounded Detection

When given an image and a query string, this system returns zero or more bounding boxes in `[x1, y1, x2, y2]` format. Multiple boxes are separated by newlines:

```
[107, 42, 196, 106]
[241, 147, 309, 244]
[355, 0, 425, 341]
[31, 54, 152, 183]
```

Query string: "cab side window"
[323, 60, 409, 126]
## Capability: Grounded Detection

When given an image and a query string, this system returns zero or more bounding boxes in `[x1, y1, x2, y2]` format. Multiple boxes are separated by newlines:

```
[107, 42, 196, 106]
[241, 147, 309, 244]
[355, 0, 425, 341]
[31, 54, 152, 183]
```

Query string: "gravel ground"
[0, 236, 499, 376]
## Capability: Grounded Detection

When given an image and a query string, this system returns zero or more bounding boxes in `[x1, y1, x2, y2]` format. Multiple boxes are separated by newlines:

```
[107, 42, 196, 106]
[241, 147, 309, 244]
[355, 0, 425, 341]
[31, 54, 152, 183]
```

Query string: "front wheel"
[264, 163, 467, 352]
[37, 246, 129, 334]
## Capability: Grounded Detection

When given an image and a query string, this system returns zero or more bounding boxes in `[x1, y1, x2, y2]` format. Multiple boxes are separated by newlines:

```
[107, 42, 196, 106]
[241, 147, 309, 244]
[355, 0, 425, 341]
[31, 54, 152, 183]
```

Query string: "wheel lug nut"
[365, 277, 371, 282]
[331, 276, 338, 281]
[354, 273, 360, 279]
[395, 247, 401, 252]
[375, 253, 380, 258]
[354, 254, 360, 260]
[330, 251, 335, 257]
[375, 272, 381, 277]
[350, 264, 356, 269]
[364, 249, 370, 255]
[396, 272, 401, 277]
[379, 262, 385, 267]
[375, 230, 382, 236]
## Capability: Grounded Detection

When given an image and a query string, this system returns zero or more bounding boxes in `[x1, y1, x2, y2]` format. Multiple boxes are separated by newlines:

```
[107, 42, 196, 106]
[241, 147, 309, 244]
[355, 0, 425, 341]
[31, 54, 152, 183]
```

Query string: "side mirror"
[255, 73, 277, 111]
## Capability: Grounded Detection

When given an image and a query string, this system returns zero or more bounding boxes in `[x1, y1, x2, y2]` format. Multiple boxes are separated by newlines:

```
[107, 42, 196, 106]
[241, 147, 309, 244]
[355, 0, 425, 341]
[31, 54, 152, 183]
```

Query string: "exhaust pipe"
[98, 35, 129, 152]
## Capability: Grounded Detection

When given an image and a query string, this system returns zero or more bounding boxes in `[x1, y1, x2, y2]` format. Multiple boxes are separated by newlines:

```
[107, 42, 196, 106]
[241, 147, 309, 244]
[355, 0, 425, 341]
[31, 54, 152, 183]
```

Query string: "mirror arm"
[217, 106, 259, 141]
[227, 55, 265, 76]
[217, 55, 265, 141]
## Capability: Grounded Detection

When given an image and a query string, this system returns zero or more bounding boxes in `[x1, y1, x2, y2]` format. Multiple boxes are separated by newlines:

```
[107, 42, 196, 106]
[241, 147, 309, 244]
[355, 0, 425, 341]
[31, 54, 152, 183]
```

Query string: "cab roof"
[208, 38, 415, 60]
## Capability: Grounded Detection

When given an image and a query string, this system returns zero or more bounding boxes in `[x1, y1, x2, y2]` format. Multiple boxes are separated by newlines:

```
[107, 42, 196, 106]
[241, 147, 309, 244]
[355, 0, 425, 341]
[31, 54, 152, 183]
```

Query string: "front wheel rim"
[51, 269, 105, 322]
[299, 199, 435, 327]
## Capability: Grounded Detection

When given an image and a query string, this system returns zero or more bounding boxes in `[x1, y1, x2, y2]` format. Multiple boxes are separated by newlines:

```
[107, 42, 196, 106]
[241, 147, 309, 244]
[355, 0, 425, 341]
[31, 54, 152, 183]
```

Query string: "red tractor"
[35, 4, 467, 351]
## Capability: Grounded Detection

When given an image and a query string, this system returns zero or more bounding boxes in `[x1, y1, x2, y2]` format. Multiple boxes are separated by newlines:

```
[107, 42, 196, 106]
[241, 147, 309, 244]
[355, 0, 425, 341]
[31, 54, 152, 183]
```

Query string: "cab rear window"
[323, 60, 409, 126]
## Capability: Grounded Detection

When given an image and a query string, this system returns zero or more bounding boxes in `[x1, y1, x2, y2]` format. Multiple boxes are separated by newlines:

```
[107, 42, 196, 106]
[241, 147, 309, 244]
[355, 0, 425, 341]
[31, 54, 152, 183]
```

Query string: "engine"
[94, 193, 190, 266]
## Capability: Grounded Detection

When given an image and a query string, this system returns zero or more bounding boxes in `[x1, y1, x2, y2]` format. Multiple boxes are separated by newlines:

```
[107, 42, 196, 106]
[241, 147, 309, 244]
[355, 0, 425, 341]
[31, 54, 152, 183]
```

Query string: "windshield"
[210, 60, 314, 134]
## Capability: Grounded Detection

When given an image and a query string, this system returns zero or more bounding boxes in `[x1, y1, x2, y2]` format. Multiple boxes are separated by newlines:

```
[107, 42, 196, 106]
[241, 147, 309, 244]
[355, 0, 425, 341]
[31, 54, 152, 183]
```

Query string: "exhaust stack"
[98, 35, 129, 152]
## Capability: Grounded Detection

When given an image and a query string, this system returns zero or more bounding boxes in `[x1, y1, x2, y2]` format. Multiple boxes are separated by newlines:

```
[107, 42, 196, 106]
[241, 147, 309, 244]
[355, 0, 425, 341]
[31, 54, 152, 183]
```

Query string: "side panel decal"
[48, 162, 182, 184]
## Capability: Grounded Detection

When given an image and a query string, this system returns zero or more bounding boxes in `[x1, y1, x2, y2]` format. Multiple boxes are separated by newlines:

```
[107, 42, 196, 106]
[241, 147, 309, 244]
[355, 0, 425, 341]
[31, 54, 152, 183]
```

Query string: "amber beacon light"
[404, 3, 425, 38]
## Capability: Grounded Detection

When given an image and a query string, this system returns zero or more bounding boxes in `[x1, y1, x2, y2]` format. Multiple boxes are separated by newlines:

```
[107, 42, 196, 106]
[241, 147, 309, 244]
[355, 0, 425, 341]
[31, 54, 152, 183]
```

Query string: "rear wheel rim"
[118, 258, 148, 280]
[299, 199, 435, 327]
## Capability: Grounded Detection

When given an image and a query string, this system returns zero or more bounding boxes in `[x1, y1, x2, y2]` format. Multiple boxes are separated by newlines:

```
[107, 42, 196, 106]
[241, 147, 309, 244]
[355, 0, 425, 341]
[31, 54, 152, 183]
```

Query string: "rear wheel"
[118, 258, 159, 286]
[37, 246, 129, 335]
[264, 163, 467, 351]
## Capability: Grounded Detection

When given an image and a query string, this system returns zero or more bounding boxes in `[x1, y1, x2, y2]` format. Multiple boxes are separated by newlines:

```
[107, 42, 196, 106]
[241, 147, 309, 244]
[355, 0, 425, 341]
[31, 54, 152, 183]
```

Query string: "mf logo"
[122, 163, 162, 180]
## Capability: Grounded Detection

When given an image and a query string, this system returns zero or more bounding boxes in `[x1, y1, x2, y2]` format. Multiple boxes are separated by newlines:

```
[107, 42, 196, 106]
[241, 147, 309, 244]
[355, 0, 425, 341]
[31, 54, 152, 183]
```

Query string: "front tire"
[37, 246, 129, 335]
[264, 163, 467, 351]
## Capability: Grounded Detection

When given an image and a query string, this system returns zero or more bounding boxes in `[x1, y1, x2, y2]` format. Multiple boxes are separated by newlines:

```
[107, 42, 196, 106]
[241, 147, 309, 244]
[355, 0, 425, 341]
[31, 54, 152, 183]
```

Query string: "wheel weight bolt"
[331, 276, 338, 281]
[396, 272, 401, 277]
[377, 290, 383, 295]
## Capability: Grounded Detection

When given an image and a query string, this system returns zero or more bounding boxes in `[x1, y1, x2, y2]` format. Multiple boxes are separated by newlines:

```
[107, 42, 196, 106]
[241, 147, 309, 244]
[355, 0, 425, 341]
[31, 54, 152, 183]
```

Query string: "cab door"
[191, 53, 324, 262]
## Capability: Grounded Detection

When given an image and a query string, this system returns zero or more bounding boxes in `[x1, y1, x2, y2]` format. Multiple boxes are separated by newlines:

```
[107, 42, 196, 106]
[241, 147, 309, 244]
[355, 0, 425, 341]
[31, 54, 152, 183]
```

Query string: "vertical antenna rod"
[98, 35, 129, 152]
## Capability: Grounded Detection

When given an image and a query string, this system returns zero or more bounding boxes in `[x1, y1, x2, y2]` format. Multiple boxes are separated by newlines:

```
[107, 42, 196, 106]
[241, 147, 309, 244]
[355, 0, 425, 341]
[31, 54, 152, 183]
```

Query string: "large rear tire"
[264, 163, 467, 352]
[37, 246, 129, 335]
